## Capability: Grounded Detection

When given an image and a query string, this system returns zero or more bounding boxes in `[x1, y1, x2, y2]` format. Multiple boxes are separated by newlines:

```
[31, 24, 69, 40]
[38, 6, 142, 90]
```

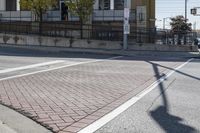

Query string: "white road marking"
[0, 60, 65, 74]
[0, 56, 123, 82]
[78, 58, 193, 133]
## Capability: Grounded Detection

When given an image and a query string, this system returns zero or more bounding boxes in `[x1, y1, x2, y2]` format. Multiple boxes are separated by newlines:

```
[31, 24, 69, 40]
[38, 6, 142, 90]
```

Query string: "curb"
[0, 44, 199, 58]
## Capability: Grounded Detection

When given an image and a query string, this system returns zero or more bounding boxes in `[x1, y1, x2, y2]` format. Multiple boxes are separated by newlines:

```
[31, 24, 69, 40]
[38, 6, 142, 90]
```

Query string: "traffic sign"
[124, 8, 130, 18]
[191, 7, 200, 16]
[191, 8, 197, 15]
[124, 24, 130, 34]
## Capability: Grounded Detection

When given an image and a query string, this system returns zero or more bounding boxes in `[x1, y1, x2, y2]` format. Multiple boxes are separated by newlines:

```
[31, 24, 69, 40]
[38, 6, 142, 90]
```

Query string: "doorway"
[60, 2, 68, 21]
[6, 0, 17, 11]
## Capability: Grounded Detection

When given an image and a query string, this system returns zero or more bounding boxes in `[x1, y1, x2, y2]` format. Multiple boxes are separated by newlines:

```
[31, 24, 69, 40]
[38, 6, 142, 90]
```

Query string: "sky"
[156, 0, 200, 30]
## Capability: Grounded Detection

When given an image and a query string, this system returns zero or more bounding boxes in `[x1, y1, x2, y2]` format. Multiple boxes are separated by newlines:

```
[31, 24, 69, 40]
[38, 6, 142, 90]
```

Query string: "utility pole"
[193, 21, 196, 31]
[163, 18, 166, 30]
[163, 17, 170, 30]
[185, 0, 187, 21]
[184, 0, 188, 45]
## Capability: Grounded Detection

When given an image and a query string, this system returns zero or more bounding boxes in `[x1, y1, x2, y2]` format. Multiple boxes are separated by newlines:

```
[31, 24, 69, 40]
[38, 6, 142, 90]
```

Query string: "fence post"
[20, 10, 21, 21]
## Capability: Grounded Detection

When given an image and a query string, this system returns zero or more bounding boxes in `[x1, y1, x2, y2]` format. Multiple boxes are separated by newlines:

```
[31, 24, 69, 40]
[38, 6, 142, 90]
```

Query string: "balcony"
[69, 9, 136, 22]
[93, 10, 124, 21]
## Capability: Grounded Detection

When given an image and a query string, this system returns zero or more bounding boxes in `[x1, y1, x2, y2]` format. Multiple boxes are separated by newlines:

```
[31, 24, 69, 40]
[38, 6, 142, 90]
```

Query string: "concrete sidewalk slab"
[0, 120, 17, 133]
[0, 104, 52, 133]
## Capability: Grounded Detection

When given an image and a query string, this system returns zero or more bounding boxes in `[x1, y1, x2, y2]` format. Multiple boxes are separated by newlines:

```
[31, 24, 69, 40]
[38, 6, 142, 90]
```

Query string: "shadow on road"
[148, 61, 198, 133]
[152, 61, 200, 81]
[150, 106, 197, 133]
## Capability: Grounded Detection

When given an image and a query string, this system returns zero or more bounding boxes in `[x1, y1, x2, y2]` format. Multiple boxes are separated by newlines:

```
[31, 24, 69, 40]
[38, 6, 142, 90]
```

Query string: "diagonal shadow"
[150, 61, 200, 81]
[147, 61, 198, 133]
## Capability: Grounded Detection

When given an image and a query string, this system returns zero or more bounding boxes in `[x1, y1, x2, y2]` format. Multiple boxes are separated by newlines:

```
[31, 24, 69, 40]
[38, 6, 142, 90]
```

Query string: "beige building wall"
[131, 0, 155, 29]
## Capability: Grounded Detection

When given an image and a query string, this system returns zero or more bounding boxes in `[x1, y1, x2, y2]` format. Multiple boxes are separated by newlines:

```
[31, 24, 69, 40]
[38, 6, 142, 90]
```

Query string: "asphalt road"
[0, 47, 199, 133]
[0, 47, 113, 79]
[95, 58, 200, 133]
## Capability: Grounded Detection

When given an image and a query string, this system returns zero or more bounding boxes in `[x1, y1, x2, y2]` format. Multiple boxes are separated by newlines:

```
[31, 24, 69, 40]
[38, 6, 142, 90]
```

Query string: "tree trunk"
[39, 10, 43, 35]
[177, 33, 181, 45]
[184, 34, 187, 45]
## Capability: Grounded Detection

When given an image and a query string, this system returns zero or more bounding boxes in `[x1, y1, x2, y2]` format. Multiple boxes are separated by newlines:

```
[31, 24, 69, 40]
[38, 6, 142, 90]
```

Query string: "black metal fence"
[128, 27, 157, 43]
[0, 21, 197, 44]
[155, 29, 197, 45]
[0, 21, 123, 41]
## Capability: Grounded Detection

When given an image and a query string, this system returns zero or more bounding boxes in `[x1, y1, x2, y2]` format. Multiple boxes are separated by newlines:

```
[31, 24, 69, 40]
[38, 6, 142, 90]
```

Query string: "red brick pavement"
[0, 57, 184, 133]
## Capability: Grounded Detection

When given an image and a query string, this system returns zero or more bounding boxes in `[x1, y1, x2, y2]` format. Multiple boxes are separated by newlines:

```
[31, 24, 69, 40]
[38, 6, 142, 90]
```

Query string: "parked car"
[194, 38, 200, 48]
[197, 38, 200, 48]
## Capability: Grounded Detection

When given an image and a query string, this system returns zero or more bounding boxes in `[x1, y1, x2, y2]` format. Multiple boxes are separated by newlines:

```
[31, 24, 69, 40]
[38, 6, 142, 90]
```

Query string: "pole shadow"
[147, 61, 198, 133]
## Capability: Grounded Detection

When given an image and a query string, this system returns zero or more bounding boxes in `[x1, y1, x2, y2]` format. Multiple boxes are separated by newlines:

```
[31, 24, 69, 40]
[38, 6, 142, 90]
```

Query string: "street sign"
[124, 24, 130, 34]
[191, 8, 197, 15]
[191, 7, 200, 16]
[124, 8, 130, 25]
[124, 8, 130, 18]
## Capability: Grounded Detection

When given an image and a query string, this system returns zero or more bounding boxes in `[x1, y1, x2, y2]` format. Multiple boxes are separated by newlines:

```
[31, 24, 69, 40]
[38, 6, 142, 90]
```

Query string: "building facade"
[0, 0, 155, 28]
[0, 0, 20, 11]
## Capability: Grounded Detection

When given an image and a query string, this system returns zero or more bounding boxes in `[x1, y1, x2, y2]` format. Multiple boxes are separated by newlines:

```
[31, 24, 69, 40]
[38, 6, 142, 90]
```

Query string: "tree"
[20, 0, 57, 22]
[170, 15, 192, 45]
[65, 0, 94, 38]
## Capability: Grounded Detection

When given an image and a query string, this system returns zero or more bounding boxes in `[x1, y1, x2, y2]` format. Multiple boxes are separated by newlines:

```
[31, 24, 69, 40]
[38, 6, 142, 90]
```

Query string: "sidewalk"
[0, 120, 17, 133]
[0, 104, 51, 133]
[1, 44, 199, 58]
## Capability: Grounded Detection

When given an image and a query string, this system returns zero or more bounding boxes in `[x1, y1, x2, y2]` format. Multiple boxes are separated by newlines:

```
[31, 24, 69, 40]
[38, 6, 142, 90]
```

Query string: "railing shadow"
[159, 63, 200, 81]
[147, 61, 198, 133]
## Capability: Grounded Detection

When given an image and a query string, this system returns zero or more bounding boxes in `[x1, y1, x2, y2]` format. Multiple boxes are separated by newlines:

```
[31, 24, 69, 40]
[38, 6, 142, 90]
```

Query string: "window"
[114, 0, 124, 10]
[99, 0, 110, 10]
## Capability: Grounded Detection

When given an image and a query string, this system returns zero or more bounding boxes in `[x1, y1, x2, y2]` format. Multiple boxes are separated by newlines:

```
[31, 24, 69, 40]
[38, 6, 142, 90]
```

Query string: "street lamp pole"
[163, 18, 166, 30]
[163, 17, 170, 30]
[185, 0, 187, 21]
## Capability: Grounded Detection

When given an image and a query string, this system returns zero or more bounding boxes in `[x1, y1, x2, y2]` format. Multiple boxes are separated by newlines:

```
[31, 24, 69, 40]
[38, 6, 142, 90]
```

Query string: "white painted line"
[78, 58, 193, 133]
[0, 56, 123, 82]
[0, 60, 65, 74]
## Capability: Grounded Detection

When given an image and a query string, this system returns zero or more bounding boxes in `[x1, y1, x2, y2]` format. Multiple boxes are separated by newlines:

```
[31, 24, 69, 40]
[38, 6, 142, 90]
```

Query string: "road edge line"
[0, 56, 123, 82]
[0, 60, 65, 74]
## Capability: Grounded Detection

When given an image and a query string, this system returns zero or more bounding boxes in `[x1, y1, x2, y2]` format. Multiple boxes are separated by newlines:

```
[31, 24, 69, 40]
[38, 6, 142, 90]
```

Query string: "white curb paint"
[0, 60, 65, 74]
[0, 56, 123, 82]
[78, 58, 194, 133]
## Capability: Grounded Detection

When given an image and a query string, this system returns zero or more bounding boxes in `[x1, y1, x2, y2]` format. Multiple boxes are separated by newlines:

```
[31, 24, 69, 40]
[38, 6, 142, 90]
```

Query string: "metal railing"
[154, 29, 197, 45]
[0, 21, 123, 41]
[0, 21, 196, 44]
[0, 9, 136, 22]
[0, 10, 61, 22]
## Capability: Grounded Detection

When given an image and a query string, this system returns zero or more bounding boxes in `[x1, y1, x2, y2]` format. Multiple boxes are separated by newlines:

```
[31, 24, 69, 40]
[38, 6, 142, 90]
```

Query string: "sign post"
[123, 0, 130, 50]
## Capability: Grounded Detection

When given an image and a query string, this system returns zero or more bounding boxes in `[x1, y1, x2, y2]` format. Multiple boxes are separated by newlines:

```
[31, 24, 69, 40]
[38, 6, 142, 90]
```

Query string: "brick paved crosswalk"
[0, 57, 184, 133]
